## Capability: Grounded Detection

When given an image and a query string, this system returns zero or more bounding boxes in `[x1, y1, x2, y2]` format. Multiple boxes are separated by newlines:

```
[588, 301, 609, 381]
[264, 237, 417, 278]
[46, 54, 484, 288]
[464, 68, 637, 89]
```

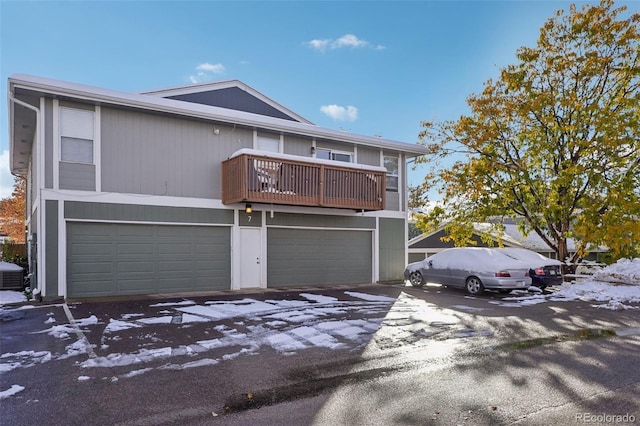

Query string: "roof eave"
[9, 74, 428, 157]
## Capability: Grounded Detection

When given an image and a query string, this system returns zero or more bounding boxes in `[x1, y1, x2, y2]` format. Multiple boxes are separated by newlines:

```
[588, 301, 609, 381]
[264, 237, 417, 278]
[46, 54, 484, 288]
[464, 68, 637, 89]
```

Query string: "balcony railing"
[222, 150, 386, 211]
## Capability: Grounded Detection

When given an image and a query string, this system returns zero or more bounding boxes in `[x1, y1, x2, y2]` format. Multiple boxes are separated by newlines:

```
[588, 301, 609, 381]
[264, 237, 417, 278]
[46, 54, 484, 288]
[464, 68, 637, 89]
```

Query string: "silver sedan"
[404, 247, 532, 295]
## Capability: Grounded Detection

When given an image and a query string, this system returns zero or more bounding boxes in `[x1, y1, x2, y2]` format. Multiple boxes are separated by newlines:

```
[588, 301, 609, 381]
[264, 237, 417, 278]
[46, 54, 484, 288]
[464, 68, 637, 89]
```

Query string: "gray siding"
[267, 228, 372, 287]
[357, 147, 381, 166]
[283, 135, 312, 157]
[316, 140, 353, 153]
[30, 144, 38, 208]
[267, 212, 375, 229]
[59, 163, 96, 191]
[65, 201, 233, 224]
[385, 191, 401, 211]
[100, 107, 252, 198]
[379, 218, 406, 282]
[45, 200, 58, 297]
[44, 99, 54, 189]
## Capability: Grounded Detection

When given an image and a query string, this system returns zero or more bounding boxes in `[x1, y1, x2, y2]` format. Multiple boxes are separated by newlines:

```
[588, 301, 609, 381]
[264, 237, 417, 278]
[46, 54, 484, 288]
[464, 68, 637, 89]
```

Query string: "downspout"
[9, 92, 42, 300]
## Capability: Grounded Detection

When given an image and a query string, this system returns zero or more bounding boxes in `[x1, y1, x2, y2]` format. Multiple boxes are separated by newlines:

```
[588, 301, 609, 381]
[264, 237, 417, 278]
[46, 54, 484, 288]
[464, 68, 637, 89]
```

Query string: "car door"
[421, 252, 452, 286]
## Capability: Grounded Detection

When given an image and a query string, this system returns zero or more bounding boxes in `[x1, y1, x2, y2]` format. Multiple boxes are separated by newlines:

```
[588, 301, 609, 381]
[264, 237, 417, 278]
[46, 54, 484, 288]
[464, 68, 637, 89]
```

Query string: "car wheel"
[409, 270, 425, 287]
[466, 277, 485, 295]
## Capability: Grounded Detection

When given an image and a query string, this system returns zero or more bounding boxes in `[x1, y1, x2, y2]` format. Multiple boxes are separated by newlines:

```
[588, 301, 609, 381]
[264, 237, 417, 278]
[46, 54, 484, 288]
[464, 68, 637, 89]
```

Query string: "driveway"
[1, 284, 639, 425]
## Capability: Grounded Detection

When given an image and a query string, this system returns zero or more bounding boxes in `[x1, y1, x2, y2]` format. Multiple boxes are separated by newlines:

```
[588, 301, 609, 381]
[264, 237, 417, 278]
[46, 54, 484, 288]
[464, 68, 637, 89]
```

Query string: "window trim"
[315, 148, 353, 163]
[384, 155, 399, 192]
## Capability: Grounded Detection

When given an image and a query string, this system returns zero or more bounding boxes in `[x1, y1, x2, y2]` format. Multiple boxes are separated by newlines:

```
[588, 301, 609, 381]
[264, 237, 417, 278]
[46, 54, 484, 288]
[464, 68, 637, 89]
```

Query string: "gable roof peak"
[139, 79, 313, 124]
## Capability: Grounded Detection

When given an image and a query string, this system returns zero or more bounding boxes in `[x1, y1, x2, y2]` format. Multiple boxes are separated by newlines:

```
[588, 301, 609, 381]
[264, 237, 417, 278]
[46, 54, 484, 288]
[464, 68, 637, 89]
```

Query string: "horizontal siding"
[283, 135, 312, 157]
[357, 147, 381, 166]
[266, 212, 375, 229]
[65, 201, 233, 224]
[59, 163, 96, 191]
[100, 107, 252, 199]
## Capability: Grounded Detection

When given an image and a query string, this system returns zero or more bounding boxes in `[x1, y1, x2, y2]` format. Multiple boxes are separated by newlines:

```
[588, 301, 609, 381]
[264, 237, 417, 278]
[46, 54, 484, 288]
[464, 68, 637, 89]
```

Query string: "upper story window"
[384, 155, 398, 192]
[60, 107, 94, 164]
[257, 133, 280, 153]
[316, 148, 353, 163]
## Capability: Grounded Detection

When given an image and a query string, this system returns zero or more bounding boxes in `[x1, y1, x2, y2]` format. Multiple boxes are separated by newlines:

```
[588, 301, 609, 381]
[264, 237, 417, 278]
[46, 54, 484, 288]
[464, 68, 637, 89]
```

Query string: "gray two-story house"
[8, 74, 427, 299]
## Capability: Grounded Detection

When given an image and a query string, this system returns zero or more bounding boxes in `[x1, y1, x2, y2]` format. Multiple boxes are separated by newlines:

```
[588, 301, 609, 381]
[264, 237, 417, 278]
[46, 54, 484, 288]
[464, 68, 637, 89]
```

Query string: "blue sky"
[1, 0, 630, 198]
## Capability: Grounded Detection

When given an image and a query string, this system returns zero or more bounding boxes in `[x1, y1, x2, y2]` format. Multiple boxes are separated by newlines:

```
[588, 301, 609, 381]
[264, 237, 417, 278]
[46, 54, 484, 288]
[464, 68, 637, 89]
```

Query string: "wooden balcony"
[222, 150, 386, 211]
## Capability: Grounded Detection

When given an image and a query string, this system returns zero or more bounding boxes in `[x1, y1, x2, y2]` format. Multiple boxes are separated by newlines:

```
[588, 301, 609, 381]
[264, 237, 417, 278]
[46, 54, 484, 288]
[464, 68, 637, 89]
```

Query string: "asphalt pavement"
[1, 284, 639, 425]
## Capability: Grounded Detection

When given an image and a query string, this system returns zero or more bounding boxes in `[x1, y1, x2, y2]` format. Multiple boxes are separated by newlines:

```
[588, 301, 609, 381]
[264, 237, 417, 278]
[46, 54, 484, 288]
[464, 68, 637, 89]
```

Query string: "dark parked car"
[404, 248, 532, 295]
[496, 248, 563, 289]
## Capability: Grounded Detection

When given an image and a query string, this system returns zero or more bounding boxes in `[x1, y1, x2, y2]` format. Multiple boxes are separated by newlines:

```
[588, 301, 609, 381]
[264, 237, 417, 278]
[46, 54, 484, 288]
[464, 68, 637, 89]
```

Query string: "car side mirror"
[428, 260, 433, 268]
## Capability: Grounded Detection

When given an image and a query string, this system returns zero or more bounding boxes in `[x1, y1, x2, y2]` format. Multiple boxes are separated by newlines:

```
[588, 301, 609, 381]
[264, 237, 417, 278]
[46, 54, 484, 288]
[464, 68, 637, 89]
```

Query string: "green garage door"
[67, 223, 230, 297]
[267, 228, 372, 287]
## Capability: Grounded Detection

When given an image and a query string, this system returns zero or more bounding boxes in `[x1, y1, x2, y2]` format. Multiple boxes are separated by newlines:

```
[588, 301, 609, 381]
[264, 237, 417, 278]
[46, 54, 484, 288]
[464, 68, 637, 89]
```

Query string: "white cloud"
[332, 34, 368, 49]
[305, 34, 384, 52]
[305, 39, 331, 52]
[189, 62, 225, 83]
[0, 150, 14, 199]
[320, 104, 358, 122]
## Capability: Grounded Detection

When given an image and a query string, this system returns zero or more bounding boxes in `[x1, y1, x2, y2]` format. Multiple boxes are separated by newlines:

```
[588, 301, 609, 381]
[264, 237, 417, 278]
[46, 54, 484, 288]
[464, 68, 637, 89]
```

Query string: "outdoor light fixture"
[310, 146, 316, 155]
[245, 204, 252, 214]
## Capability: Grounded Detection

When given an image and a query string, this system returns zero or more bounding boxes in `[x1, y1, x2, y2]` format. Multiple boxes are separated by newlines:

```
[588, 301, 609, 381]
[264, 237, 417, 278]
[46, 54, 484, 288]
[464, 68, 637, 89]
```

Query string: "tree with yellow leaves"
[416, 0, 639, 266]
[0, 176, 26, 243]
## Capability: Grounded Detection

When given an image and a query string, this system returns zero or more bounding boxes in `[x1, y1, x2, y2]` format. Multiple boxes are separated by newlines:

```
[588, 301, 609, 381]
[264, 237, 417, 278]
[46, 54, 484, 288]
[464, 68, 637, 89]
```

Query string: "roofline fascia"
[9, 74, 428, 156]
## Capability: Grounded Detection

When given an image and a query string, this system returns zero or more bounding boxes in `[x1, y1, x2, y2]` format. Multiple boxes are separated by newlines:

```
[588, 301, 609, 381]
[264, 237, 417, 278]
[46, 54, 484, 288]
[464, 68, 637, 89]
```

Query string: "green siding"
[267, 228, 372, 287]
[379, 218, 406, 282]
[67, 223, 230, 297]
[65, 201, 233, 224]
[267, 212, 375, 229]
[45, 200, 58, 297]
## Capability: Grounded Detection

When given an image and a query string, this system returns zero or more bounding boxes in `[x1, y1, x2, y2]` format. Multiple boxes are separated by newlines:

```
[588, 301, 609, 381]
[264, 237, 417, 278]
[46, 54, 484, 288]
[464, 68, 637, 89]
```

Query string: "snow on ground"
[0, 290, 395, 385]
[0, 291, 27, 305]
[1, 259, 639, 397]
[501, 258, 640, 310]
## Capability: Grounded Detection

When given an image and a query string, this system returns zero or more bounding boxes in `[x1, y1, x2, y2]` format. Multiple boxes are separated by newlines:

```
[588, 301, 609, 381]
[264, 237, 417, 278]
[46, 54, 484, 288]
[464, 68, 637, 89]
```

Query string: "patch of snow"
[149, 300, 196, 307]
[33, 324, 77, 339]
[592, 258, 640, 285]
[122, 368, 153, 378]
[0, 291, 27, 305]
[183, 358, 219, 369]
[137, 316, 173, 325]
[0, 385, 25, 399]
[496, 258, 640, 310]
[344, 291, 395, 302]
[104, 319, 143, 333]
[121, 313, 145, 319]
[300, 293, 339, 304]
[74, 315, 99, 326]
[77, 376, 91, 381]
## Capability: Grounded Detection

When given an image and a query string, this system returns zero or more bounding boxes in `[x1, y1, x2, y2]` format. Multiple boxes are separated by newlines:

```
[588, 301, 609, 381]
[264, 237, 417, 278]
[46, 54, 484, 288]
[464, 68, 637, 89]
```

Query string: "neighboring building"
[8, 74, 427, 299]
[408, 222, 607, 263]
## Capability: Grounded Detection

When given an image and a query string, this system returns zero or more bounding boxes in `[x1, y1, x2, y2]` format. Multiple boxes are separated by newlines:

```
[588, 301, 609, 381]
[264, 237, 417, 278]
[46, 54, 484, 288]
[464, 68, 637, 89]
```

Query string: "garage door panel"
[68, 223, 231, 297]
[117, 242, 155, 255]
[70, 242, 113, 256]
[117, 278, 155, 293]
[117, 261, 155, 273]
[159, 243, 192, 255]
[116, 226, 155, 238]
[268, 228, 372, 287]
